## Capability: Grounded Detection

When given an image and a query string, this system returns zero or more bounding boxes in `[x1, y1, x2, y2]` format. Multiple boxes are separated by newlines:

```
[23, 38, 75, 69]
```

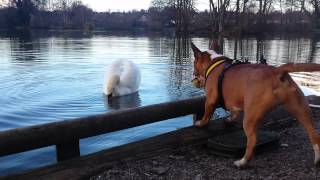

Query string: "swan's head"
[106, 74, 120, 99]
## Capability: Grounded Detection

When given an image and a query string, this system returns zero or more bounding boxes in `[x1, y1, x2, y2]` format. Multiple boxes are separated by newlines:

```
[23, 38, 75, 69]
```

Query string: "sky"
[81, 0, 151, 12]
[0, 0, 209, 12]
[81, 0, 208, 12]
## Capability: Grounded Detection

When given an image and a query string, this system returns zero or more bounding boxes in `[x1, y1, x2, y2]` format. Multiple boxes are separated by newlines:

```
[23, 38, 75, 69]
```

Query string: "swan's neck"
[107, 75, 120, 95]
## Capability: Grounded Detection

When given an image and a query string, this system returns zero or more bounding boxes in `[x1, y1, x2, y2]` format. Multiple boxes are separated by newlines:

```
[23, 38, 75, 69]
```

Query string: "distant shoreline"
[0, 28, 319, 39]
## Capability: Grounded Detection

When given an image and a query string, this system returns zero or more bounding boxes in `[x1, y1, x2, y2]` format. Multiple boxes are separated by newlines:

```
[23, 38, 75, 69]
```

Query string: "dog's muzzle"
[192, 74, 201, 88]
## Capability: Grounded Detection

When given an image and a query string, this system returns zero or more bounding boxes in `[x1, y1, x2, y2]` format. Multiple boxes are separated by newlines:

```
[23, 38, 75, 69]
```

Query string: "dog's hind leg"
[234, 111, 260, 169]
[234, 98, 271, 169]
[226, 109, 241, 123]
[284, 88, 320, 165]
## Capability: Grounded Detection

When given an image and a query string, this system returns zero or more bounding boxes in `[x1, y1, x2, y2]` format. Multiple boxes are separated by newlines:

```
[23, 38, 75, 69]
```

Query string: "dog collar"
[205, 59, 227, 79]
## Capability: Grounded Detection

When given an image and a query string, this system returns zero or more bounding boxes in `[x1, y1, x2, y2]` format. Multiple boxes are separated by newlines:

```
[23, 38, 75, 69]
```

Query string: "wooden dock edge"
[1, 114, 295, 180]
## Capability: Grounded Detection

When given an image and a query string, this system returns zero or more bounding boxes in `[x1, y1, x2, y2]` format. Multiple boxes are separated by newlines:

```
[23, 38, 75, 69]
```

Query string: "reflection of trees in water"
[233, 38, 238, 60]
[224, 37, 255, 61]
[8, 30, 94, 63]
[308, 35, 320, 63]
[172, 36, 191, 64]
[147, 36, 172, 62]
[9, 30, 43, 62]
[167, 36, 200, 99]
[170, 36, 189, 92]
[59, 36, 92, 54]
[255, 37, 265, 62]
[147, 35, 191, 65]
[55, 32, 93, 58]
[207, 36, 320, 65]
[224, 35, 319, 65]
[146, 35, 199, 100]
[224, 38, 241, 59]
[273, 37, 317, 64]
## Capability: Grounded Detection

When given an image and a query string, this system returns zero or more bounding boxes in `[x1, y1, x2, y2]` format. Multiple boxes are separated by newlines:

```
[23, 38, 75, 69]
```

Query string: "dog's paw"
[313, 144, 320, 166]
[194, 120, 207, 128]
[194, 121, 203, 127]
[234, 158, 248, 169]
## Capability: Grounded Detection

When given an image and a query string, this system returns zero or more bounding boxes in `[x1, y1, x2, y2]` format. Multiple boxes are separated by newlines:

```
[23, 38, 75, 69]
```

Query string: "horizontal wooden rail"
[3, 103, 303, 180]
[2, 118, 241, 180]
[0, 96, 205, 161]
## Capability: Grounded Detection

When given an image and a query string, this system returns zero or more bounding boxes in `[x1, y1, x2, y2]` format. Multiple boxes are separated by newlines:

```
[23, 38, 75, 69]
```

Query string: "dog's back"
[222, 63, 310, 112]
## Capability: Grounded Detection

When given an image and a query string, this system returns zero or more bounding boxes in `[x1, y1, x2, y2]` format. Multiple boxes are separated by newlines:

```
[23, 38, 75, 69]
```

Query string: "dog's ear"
[191, 42, 201, 58]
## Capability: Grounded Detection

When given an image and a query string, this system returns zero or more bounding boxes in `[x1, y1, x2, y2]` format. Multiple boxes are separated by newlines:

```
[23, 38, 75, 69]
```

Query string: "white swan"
[103, 60, 141, 98]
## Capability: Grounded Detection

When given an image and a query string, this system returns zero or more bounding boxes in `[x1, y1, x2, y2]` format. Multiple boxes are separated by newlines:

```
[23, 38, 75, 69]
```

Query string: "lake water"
[0, 31, 320, 176]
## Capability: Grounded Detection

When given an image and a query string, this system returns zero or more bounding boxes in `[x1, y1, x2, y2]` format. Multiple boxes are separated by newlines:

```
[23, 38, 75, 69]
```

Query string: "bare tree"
[240, 0, 248, 32]
[69, 1, 93, 30]
[50, 0, 77, 28]
[176, 0, 196, 33]
[257, 0, 274, 29]
[151, 0, 196, 34]
[208, 0, 230, 49]
[151, 0, 176, 10]
[299, 0, 320, 29]
[8, 0, 40, 27]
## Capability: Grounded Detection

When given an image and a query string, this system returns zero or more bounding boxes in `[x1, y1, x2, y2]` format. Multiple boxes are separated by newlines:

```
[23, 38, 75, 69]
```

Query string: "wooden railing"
[0, 96, 205, 162]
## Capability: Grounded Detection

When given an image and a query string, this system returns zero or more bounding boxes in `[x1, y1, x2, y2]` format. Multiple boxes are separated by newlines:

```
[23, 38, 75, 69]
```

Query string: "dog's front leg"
[195, 99, 217, 128]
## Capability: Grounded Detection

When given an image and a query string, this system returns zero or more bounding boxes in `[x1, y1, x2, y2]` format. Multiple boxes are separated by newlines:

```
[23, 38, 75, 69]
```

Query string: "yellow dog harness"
[205, 56, 230, 79]
[204, 56, 248, 109]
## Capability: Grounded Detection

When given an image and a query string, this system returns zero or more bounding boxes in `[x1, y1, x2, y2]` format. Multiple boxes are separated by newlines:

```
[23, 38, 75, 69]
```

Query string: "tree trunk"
[235, 0, 240, 28]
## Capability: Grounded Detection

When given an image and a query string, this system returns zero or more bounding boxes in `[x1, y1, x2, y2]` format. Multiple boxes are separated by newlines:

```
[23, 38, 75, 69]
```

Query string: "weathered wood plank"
[0, 96, 205, 157]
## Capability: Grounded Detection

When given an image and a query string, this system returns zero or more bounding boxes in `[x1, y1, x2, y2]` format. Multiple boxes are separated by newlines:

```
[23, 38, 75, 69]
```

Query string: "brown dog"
[191, 42, 320, 169]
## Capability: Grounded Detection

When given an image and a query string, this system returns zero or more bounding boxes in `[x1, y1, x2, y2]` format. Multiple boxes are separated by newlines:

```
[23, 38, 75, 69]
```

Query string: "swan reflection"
[103, 92, 141, 111]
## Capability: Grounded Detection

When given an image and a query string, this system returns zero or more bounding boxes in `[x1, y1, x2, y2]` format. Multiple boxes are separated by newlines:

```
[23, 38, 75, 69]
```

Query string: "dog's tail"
[275, 63, 320, 74]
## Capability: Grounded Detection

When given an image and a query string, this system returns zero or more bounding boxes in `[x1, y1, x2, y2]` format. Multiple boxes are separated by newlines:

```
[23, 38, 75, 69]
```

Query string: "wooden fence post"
[56, 140, 80, 162]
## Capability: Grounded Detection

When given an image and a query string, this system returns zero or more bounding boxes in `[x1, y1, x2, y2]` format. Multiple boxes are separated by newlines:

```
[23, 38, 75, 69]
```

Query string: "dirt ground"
[90, 107, 320, 180]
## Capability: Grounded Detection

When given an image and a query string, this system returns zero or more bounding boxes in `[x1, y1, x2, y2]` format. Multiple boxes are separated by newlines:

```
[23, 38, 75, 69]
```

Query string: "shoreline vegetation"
[1, 0, 320, 37]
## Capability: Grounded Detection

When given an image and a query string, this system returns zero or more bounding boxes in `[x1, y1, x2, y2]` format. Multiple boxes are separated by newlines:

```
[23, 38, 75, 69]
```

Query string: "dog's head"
[190, 42, 212, 88]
